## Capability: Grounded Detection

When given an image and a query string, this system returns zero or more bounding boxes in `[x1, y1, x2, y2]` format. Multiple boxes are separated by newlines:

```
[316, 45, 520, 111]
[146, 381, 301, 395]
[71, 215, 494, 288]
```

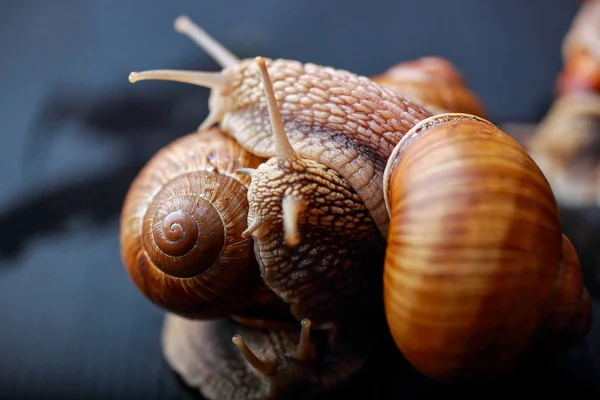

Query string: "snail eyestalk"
[242, 220, 265, 238]
[232, 334, 277, 377]
[282, 195, 302, 247]
[174, 15, 239, 68]
[295, 318, 312, 362]
[128, 70, 227, 89]
[255, 56, 298, 161]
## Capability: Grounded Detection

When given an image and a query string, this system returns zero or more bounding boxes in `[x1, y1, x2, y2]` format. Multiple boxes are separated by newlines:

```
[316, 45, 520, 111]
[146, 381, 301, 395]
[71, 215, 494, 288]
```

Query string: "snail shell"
[371, 56, 488, 118]
[382, 113, 592, 383]
[120, 128, 266, 318]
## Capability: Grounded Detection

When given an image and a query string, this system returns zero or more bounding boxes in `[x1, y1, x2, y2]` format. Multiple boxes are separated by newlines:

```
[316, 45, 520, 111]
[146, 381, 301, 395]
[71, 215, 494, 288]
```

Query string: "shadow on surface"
[0, 60, 214, 261]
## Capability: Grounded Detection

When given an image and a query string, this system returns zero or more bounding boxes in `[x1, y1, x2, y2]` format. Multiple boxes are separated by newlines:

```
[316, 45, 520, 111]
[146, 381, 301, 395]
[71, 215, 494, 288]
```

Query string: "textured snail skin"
[120, 128, 266, 319]
[247, 155, 386, 327]
[371, 56, 488, 118]
[383, 113, 592, 383]
[214, 57, 433, 236]
[162, 314, 366, 400]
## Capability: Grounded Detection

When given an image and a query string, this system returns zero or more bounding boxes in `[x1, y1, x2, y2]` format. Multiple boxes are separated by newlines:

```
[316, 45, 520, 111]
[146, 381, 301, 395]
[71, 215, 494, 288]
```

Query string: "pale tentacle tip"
[232, 333, 277, 377]
[128, 72, 139, 83]
[237, 168, 256, 176]
[232, 334, 242, 345]
[295, 318, 313, 362]
[174, 15, 192, 32]
[242, 220, 263, 238]
[255, 56, 267, 67]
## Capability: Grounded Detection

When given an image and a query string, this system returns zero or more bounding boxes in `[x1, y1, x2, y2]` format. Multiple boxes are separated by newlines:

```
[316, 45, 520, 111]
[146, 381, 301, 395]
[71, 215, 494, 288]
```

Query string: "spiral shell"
[120, 128, 265, 318]
[382, 113, 592, 383]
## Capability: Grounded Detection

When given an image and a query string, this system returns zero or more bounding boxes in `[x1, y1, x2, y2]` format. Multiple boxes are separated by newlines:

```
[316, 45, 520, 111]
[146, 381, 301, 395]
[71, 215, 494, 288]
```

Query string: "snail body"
[129, 17, 434, 238]
[241, 58, 386, 329]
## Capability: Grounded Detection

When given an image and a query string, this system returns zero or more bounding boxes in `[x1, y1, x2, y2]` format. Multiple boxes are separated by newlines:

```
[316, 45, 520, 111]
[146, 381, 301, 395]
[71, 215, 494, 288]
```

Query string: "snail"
[382, 113, 592, 383]
[123, 14, 593, 395]
[526, 92, 600, 207]
[128, 16, 433, 238]
[370, 56, 488, 117]
[240, 56, 386, 329]
[120, 127, 371, 399]
[503, 0, 600, 207]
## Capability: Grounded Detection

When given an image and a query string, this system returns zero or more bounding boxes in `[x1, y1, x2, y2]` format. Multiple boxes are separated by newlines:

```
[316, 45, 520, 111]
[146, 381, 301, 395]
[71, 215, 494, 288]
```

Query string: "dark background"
[1, 0, 599, 398]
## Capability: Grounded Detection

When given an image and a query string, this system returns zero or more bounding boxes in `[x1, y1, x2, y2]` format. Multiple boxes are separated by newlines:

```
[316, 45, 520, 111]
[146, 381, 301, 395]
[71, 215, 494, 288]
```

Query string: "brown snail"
[122, 14, 593, 397]
[129, 16, 433, 238]
[120, 126, 371, 399]
[382, 113, 592, 382]
[370, 56, 488, 118]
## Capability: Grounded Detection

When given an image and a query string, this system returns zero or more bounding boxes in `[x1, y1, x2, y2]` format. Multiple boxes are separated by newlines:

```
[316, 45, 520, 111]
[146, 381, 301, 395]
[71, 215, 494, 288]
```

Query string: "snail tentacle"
[244, 56, 386, 328]
[174, 15, 240, 68]
[232, 334, 278, 377]
[282, 195, 302, 247]
[295, 318, 313, 362]
[127, 17, 435, 236]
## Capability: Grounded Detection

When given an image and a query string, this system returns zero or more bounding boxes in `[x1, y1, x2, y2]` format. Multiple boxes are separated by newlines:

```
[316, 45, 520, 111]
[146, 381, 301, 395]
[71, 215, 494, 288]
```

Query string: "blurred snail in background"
[557, 0, 600, 96]
[526, 93, 600, 207]
[121, 13, 593, 399]
[504, 0, 600, 207]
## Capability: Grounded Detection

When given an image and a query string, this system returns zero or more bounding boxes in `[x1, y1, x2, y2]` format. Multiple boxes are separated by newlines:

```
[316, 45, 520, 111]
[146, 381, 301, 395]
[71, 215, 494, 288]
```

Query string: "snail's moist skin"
[217, 58, 432, 235]
[247, 155, 385, 327]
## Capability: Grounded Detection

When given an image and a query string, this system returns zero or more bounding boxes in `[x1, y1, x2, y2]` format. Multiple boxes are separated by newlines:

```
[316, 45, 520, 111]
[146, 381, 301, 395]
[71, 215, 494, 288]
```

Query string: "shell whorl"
[120, 128, 266, 318]
[141, 176, 225, 278]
